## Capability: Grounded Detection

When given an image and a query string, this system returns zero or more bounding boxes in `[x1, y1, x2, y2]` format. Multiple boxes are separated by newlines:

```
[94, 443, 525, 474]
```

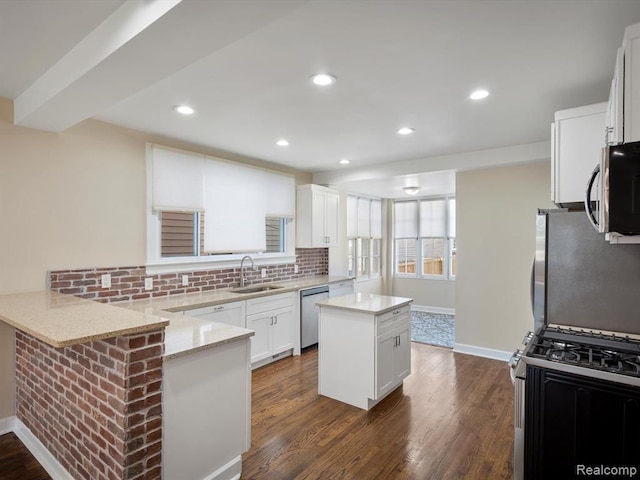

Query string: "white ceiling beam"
[313, 141, 551, 185]
[14, 0, 181, 130]
[13, 0, 306, 132]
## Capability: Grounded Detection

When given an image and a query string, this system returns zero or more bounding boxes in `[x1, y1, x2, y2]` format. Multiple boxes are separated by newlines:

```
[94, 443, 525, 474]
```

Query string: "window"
[147, 144, 296, 270]
[347, 195, 382, 280]
[393, 196, 455, 280]
[159, 213, 287, 257]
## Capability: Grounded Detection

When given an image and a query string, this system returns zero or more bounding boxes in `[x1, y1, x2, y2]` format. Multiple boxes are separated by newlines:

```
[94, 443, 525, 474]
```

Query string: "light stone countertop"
[0, 275, 352, 358]
[117, 275, 352, 359]
[0, 291, 169, 348]
[316, 293, 413, 315]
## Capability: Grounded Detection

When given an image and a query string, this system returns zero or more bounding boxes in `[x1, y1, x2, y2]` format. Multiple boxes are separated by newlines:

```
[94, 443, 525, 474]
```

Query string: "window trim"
[393, 195, 456, 281]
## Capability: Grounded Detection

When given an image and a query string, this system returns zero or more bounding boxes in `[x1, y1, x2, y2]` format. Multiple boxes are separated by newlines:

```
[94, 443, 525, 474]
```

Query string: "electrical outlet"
[261, 268, 266, 278]
[181, 275, 189, 286]
[145, 277, 153, 290]
[101, 274, 111, 288]
[294, 264, 299, 274]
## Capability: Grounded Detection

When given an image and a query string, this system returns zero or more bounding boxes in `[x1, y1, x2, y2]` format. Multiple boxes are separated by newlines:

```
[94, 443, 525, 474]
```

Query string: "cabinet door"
[608, 47, 624, 145]
[311, 189, 327, 246]
[324, 191, 340, 247]
[247, 313, 272, 363]
[271, 307, 294, 355]
[375, 330, 396, 399]
[552, 104, 606, 205]
[393, 322, 411, 382]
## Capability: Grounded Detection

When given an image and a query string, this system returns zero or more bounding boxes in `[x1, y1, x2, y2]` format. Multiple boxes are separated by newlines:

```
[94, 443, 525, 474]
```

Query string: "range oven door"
[524, 365, 640, 480]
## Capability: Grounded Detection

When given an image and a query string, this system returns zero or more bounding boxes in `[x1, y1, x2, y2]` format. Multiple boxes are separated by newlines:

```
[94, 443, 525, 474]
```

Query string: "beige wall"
[0, 96, 312, 420]
[392, 277, 455, 311]
[455, 161, 555, 355]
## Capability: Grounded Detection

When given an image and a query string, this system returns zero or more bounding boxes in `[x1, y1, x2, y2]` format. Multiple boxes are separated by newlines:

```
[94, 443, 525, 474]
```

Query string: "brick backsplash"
[48, 248, 328, 303]
[15, 329, 165, 480]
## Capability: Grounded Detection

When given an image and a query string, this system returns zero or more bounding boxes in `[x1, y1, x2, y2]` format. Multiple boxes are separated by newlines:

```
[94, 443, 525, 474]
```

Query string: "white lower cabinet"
[246, 292, 295, 365]
[375, 320, 411, 399]
[318, 301, 412, 410]
[183, 300, 246, 327]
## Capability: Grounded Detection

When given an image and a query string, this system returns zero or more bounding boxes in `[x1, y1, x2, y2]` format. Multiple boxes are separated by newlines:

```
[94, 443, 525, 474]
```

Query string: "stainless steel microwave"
[585, 141, 640, 236]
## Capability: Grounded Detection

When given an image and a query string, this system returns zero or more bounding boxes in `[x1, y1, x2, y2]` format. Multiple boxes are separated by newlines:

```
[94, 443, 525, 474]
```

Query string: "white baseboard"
[453, 343, 511, 362]
[411, 304, 455, 316]
[0, 415, 15, 435]
[204, 455, 242, 480]
[13, 418, 74, 480]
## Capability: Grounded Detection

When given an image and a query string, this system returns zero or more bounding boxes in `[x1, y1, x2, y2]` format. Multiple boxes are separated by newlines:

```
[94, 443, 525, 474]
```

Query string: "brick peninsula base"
[15, 328, 165, 480]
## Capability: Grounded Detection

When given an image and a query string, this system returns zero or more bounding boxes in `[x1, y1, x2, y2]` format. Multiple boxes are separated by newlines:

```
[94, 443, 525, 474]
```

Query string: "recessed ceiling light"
[338, 159, 350, 165]
[402, 186, 422, 195]
[276, 139, 289, 147]
[469, 89, 489, 100]
[310, 73, 337, 86]
[174, 105, 195, 115]
[397, 127, 415, 135]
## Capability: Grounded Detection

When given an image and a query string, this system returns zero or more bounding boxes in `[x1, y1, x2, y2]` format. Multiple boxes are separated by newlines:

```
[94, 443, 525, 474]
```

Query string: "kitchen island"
[317, 293, 413, 410]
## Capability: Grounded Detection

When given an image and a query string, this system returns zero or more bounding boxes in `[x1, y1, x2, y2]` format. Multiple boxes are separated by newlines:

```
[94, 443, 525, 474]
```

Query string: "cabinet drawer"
[186, 300, 244, 317]
[376, 306, 410, 336]
[246, 291, 295, 315]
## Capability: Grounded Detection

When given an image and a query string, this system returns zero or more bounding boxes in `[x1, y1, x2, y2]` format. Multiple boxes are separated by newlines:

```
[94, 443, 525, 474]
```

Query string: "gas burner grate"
[526, 327, 640, 379]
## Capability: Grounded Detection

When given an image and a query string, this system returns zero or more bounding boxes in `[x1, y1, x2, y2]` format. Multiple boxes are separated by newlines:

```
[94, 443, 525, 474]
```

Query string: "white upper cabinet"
[296, 184, 340, 247]
[551, 103, 606, 206]
[606, 22, 640, 145]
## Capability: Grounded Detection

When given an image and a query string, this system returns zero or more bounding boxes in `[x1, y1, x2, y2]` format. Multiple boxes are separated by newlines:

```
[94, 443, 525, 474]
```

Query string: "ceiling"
[2, 0, 640, 198]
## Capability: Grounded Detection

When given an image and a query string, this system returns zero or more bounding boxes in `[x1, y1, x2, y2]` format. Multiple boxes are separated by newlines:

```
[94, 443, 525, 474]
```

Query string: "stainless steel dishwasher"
[300, 285, 329, 348]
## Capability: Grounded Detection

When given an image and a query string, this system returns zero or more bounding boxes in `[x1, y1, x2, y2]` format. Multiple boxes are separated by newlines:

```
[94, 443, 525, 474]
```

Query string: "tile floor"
[411, 311, 455, 348]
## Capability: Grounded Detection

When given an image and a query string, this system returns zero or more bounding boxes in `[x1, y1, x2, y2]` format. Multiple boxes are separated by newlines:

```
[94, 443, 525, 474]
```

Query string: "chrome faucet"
[240, 255, 255, 287]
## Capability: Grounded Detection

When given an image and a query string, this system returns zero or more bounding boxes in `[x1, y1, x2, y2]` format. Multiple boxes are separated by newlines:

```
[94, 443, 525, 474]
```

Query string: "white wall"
[455, 161, 555, 358]
[392, 277, 455, 312]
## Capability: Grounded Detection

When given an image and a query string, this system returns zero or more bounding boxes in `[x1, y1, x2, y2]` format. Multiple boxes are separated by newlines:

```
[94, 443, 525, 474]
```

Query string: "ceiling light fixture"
[338, 159, 350, 165]
[310, 73, 337, 86]
[397, 127, 415, 135]
[402, 186, 422, 195]
[174, 105, 195, 115]
[469, 89, 489, 100]
[276, 139, 289, 147]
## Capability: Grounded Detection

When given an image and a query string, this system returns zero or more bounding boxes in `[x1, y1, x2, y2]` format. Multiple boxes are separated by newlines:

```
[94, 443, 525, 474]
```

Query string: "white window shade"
[371, 199, 382, 238]
[346, 196, 358, 238]
[151, 146, 205, 212]
[448, 198, 456, 237]
[357, 198, 371, 238]
[265, 172, 295, 217]
[203, 159, 266, 253]
[420, 199, 446, 237]
[394, 201, 418, 238]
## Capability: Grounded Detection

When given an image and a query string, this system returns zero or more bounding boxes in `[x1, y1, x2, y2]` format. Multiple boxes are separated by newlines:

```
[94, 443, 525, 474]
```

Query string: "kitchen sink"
[229, 284, 284, 294]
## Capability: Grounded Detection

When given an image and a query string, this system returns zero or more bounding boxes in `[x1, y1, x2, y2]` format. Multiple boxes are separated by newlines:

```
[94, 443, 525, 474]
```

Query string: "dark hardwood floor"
[242, 343, 514, 479]
[0, 342, 514, 480]
[0, 432, 51, 480]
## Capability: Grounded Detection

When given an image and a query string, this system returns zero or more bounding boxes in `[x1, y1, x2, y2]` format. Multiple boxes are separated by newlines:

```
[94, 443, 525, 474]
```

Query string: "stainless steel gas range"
[511, 210, 640, 480]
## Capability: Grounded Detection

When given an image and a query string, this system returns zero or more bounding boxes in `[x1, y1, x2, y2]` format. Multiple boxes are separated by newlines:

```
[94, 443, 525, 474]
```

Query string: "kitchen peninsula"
[317, 293, 413, 410]
[0, 290, 254, 480]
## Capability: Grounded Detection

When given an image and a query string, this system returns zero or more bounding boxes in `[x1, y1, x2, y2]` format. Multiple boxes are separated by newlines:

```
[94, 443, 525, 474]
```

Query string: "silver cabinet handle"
[270, 316, 274, 325]
[214, 306, 224, 311]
